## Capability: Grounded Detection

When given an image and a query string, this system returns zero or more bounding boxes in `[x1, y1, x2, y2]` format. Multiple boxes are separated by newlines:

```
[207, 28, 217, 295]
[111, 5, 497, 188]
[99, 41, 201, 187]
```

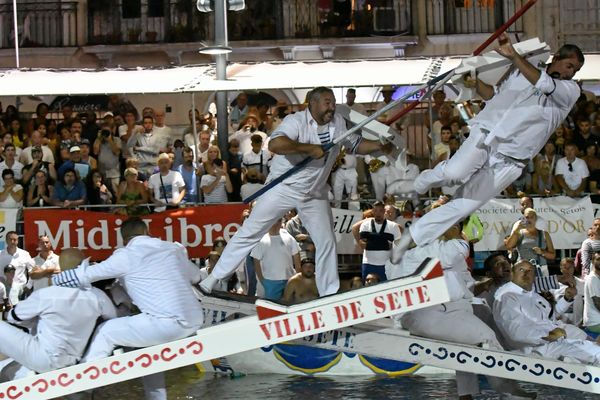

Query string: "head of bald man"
[59, 248, 87, 271]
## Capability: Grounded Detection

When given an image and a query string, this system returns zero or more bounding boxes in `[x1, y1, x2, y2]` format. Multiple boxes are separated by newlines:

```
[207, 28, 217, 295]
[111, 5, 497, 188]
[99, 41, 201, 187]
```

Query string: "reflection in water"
[91, 366, 597, 400]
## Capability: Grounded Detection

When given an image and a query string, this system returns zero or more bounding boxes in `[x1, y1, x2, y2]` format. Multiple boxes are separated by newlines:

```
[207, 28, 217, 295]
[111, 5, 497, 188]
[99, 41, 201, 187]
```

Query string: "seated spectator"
[573, 117, 599, 154]
[553, 258, 584, 327]
[240, 169, 264, 201]
[0, 144, 24, 187]
[494, 260, 600, 365]
[51, 168, 87, 208]
[21, 146, 57, 188]
[504, 208, 555, 273]
[281, 255, 319, 304]
[26, 170, 53, 207]
[57, 145, 91, 182]
[0, 169, 23, 208]
[0, 133, 22, 160]
[581, 218, 600, 278]
[532, 159, 559, 196]
[584, 253, 600, 334]
[251, 220, 301, 301]
[475, 253, 513, 307]
[116, 167, 149, 216]
[7, 118, 25, 149]
[555, 142, 589, 197]
[356, 201, 401, 282]
[125, 157, 148, 183]
[148, 153, 186, 212]
[87, 170, 114, 207]
[201, 147, 232, 204]
[177, 147, 201, 204]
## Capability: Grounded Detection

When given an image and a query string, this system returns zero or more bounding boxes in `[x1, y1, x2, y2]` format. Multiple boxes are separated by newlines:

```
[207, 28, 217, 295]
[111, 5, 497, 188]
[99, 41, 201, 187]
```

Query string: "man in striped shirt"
[201, 86, 393, 297]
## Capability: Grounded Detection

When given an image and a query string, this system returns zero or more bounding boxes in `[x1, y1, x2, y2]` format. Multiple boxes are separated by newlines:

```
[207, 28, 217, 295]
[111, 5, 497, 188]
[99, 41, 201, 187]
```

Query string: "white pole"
[12, 0, 20, 68]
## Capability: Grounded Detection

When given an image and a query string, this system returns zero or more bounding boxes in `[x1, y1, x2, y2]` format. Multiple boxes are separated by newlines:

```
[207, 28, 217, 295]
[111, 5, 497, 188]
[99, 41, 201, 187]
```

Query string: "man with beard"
[201, 87, 391, 297]
[392, 36, 585, 262]
[281, 255, 319, 304]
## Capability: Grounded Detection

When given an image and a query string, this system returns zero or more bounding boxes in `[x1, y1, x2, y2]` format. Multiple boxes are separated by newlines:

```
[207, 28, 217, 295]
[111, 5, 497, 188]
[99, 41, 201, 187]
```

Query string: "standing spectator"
[535, 141, 558, 176]
[240, 169, 264, 200]
[532, 159, 559, 196]
[152, 108, 172, 138]
[504, 208, 555, 274]
[227, 139, 243, 202]
[21, 146, 57, 188]
[56, 104, 73, 134]
[148, 153, 186, 211]
[285, 211, 314, 253]
[20, 130, 55, 165]
[28, 235, 60, 291]
[573, 117, 599, 153]
[51, 168, 87, 208]
[57, 145, 90, 182]
[177, 147, 201, 204]
[201, 154, 232, 204]
[0, 231, 34, 304]
[0, 169, 23, 208]
[229, 92, 249, 131]
[229, 114, 267, 156]
[584, 253, 600, 334]
[184, 128, 212, 164]
[0, 143, 23, 186]
[79, 139, 97, 170]
[128, 116, 170, 176]
[356, 201, 401, 281]
[26, 170, 53, 207]
[7, 119, 25, 149]
[94, 123, 122, 194]
[345, 88, 366, 114]
[555, 142, 589, 197]
[116, 168, 149, 216]
[181, 108, 201, 138]
[0, 132, 22, 159]
[242, 134, 271, 176]
[581, 218, 600, 278]
[582, 144, 600, 174]
[251, 220, 301, 301]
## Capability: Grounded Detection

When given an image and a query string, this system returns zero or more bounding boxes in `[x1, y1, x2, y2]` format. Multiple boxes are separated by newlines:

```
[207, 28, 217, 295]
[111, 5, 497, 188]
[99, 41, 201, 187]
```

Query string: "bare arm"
[496, 33, 541, 86]
[281, 279, 297, 304]
[292, 252, 301, 273]
[253, 258, 264, 282]
[268, 136, 325, 159]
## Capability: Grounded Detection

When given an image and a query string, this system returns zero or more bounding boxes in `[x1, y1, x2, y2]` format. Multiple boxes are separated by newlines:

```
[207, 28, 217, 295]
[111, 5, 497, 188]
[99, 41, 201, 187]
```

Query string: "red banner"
[23, 205, 248, 260]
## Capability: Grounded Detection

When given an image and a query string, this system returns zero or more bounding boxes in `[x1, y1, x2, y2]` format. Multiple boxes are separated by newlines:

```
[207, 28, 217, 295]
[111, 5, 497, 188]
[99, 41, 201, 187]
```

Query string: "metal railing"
[426, 0, 524, 35]
[0, 1, 78, 48]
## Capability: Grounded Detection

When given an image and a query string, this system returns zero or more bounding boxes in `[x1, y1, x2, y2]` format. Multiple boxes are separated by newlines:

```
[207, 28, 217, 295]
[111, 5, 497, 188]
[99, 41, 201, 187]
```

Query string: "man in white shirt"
[0, 143, 24, 186]
[251, 220, 301, 301]
[184, 128, 212, 164]
[19, 130, 55, 165]
[388, 223, 533, 400]
[29, 235, 60, 291]
[242, 134, 271, 176]
[128, 116, 171, 176]
[52, 218, 204, 400]
[555, 142, 589, 197]
[229, 114, 268, 156]
[494, 260, 600, 365]
[148, 153, 186, 212]
[152, 108, 172, 138]
[201, 87, 391, 297]
[229, 92, 249, 131]
[584, 252, 600, 333]
[0, 248, 116, 380]
[332, 150, 359, 208]
[393, 37, 584, 261]
[0, 231, 34, 304]
[358, 201, 401, 281]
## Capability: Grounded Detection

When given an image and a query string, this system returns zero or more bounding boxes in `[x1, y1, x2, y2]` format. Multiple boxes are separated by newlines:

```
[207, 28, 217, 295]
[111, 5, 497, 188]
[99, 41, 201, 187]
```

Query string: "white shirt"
[31, 252, 60, 291]
[240, 182, 264, 200]
[0, 183, 23, 208]
[148, 170, 185, 211]
[337, 153, 358, 170]
[229, 129, 267, 156]
[555, 157, 589, 190]
[477, 69, 580, 161]
[389, 238, 473, 303]
[8, 286, 116, 360]
[268, 110, 362, 198]
[242, 149, 271, 175]
[200, 174, 228, 204]
[53, 236, 204, 328]
[584, 271, 600, 327]
[251, 230, 300, 281]
[493, 282, 580, 351]
[0, 247, 35, 286]
[359, 218, 401, 266]
[20, 145, 55, 165]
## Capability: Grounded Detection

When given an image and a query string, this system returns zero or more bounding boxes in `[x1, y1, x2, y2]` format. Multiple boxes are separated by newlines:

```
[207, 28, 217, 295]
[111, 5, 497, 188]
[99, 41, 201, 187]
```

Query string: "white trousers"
[526, 339, 600, 366]
[401, 301, 524, 397]
[411, 129, 523, 245]
[212, 184, 339, 296]
[333, 168, 358, 206]
[0, 321, 77, 374]
[370, 167, 387, 201]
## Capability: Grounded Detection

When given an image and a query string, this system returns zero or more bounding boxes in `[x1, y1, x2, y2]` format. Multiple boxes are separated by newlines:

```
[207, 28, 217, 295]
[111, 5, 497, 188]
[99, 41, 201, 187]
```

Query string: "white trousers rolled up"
[401, 300, 524, 397]
[211, 184, 339, 296]
[411, 129, 523, 246]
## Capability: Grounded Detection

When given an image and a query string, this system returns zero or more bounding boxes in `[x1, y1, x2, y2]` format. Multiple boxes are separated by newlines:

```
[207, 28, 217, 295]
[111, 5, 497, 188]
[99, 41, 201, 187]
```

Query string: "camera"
[101, 129, 111, 138]
[213, 158, 223, 167]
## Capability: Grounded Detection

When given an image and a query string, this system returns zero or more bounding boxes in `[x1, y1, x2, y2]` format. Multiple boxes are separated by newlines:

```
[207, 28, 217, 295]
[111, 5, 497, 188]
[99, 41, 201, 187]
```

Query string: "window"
[148, 0, 165, 17]
[122, 0, 141, 19]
